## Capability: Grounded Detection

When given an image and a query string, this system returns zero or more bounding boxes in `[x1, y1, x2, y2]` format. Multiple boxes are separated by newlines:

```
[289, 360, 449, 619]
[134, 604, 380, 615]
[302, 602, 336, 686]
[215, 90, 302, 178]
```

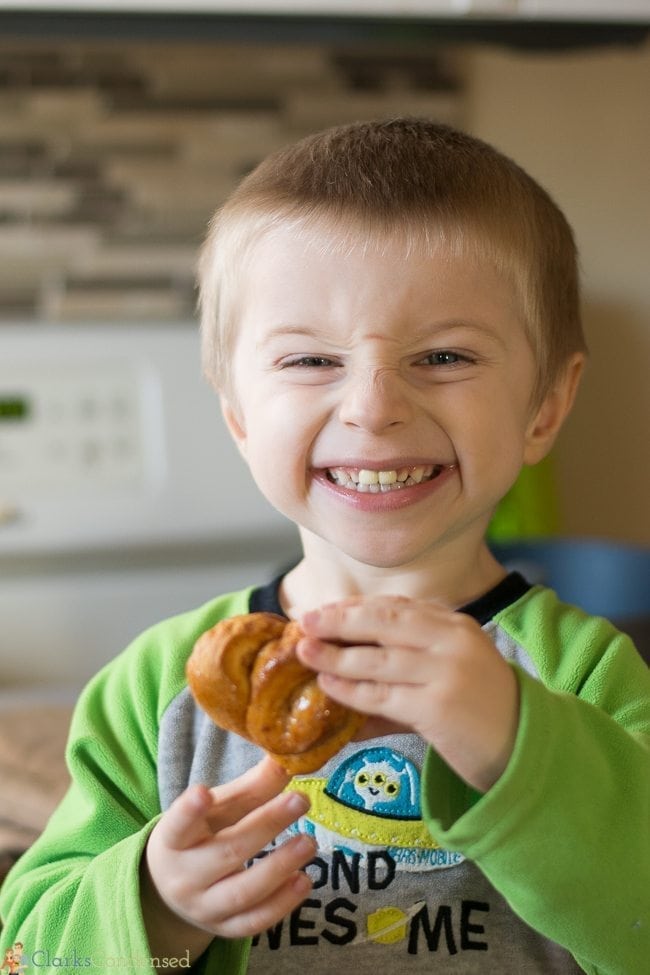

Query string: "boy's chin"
[337, 536, 436, 571]
[300, 522, 450, 571]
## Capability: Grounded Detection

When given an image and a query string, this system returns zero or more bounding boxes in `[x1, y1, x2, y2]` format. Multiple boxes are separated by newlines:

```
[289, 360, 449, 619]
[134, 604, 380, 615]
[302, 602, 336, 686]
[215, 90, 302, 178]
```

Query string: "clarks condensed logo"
[1, 942, 27, 973]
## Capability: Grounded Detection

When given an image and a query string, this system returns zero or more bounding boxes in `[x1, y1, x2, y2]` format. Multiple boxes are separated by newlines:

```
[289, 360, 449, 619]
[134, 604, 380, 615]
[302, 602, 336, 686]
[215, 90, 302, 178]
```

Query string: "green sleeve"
[421, 593, 650, 975]
[0, 590, 252, 970]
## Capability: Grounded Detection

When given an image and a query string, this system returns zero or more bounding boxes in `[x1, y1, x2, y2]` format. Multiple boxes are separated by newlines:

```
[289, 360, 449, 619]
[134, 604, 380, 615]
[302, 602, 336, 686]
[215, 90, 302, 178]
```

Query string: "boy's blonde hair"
[198, 117, 586, 406]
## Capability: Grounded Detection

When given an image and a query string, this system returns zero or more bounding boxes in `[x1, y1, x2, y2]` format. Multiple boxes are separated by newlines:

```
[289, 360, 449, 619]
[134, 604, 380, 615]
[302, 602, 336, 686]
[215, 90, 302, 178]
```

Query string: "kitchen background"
[1, 14, 649, 690]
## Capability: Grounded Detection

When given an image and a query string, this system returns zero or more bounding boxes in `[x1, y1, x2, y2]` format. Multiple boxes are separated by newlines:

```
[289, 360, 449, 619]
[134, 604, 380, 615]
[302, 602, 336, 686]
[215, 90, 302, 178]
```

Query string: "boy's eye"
[421, 350, 468, 366]
[284, 355, 338, 368]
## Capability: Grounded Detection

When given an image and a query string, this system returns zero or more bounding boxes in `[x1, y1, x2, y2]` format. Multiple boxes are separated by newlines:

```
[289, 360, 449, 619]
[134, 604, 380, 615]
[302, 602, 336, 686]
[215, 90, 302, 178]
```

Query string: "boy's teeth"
[378, 470, 397, 485]
[327, 465, 441, 492]
[358, 469, 378, 485]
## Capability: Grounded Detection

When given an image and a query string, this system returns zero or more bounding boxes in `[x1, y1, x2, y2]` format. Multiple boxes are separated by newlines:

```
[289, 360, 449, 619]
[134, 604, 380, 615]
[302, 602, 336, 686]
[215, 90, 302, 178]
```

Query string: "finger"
[205, 832, 317, 932]
[157, 759, 292, 853]
[207, 756, 291, 831]
[301, 595, 445, 647]
[297, 637, 427, 685]
[316, 670, 416, 726]
[158, 783, 216, 851]
[164, 787, 311, 895]
[214, 869, 313, 940]
[211, 790, 311, 878]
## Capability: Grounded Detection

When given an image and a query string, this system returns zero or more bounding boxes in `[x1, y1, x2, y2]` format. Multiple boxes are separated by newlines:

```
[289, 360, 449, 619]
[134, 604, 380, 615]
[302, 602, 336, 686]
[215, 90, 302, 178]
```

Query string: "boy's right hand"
[142, 757, 315, 959]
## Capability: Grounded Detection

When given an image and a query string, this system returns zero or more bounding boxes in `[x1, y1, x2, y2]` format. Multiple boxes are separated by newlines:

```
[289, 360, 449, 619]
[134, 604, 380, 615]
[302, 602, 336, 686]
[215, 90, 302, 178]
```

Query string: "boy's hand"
[143, 757, 315, 959]
[297, 596, 520, 793]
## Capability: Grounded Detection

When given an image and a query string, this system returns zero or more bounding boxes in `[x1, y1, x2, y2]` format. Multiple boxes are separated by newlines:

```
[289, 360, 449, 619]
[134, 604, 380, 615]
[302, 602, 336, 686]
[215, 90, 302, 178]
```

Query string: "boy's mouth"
[325, 464, 445, 493]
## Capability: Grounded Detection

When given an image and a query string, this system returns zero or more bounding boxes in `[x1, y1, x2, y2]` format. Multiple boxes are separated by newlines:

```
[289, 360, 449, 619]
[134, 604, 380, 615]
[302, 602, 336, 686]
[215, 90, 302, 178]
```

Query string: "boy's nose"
[338, 366, 413, 433]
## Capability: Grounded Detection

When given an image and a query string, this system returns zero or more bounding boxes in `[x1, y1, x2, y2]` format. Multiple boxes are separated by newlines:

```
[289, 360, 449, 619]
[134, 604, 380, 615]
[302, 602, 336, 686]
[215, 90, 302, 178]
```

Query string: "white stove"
[0, 323, 298, 689]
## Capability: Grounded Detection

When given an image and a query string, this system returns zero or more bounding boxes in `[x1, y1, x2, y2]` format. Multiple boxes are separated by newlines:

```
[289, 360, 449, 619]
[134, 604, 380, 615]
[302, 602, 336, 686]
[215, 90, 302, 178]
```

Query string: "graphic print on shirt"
[285, 746, 465, 871]
[250, 746, 486, 957]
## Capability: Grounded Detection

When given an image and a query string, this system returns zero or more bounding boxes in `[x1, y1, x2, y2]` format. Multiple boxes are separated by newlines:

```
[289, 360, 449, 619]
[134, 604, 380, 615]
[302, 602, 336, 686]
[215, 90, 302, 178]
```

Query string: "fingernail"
[286, 791, 310, 816]
[297, 636, 318, 660]
[188, 784, 211, 811]
[295, 833, 317, 854]
[292, 870, 313, 895]
[301, 610, 319, 630]
[318, 672, 339, 691]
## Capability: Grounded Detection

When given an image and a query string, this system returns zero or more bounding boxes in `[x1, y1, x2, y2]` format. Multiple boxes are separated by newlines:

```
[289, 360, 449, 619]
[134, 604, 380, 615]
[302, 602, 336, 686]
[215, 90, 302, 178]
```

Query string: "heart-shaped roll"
[186, 612, 365, 774]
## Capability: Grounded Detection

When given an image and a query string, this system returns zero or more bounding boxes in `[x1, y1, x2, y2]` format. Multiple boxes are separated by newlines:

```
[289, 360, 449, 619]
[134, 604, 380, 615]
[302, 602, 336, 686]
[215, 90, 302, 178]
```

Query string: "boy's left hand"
[297, 596, 520, 793]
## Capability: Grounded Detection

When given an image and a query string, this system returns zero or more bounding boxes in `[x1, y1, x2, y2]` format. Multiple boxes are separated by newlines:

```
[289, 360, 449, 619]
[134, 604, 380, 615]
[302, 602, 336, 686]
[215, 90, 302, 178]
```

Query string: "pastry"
[186, 612, 365, 774]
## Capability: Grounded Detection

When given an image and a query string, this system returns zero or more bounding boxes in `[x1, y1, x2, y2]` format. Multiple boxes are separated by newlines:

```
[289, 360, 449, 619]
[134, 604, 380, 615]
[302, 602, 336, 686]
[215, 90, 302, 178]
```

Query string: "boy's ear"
[523, 353, 585, 466]
[220, 395, 248, 460]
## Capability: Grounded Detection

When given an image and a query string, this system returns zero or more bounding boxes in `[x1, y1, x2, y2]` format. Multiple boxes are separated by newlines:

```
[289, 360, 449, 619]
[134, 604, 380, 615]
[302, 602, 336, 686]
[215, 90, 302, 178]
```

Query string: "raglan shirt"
[0, 574, 648, 975]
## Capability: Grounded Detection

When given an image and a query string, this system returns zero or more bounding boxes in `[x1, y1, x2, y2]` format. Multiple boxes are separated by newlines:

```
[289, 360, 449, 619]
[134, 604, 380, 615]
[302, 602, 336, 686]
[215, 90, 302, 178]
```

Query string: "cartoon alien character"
[325, 747, 422, 819]
[284, 746, 462, 868]
[352, 764, 402, 810]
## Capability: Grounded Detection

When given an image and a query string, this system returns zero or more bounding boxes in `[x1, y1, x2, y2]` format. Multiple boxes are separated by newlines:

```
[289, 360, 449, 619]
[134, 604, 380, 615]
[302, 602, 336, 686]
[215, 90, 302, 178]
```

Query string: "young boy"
[1, 119, 648, 975]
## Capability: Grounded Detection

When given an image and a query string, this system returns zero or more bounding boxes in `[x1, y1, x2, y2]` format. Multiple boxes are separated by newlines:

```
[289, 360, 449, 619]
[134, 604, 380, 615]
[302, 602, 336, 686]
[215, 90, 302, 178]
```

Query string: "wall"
[462, 40, 650, 544]
[0, 39, 461, 320]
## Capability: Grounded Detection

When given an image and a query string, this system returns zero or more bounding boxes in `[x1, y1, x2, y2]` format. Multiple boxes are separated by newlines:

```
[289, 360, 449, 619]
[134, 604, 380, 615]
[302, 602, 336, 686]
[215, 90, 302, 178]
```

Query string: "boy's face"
[223, 226, 568, 571]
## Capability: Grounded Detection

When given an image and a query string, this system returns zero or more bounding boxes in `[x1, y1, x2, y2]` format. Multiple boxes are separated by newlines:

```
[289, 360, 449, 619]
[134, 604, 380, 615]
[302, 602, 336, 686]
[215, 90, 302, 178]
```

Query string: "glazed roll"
[186, 612, 365, 774]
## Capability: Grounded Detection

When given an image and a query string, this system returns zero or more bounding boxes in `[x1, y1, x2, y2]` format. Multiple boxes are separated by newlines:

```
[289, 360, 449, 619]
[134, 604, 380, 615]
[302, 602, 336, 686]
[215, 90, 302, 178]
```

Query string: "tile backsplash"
[0, 39, 463, 323]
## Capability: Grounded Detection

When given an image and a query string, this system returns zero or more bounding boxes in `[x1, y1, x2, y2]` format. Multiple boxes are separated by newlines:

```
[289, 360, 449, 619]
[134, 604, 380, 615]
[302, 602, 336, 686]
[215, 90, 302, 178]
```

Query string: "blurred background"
[1, 2, 649, 691]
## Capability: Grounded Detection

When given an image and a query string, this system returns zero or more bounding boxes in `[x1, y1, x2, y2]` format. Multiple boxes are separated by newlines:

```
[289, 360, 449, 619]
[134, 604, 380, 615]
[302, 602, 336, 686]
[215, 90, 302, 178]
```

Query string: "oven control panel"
[0, 323, 291, 556]
[0, 362, 147, 495]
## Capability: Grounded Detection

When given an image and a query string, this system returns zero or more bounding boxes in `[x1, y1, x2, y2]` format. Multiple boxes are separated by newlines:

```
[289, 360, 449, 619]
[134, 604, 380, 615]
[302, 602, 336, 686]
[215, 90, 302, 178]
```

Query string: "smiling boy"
[220, 231, 574, 595]
[1, 119, 648, 975]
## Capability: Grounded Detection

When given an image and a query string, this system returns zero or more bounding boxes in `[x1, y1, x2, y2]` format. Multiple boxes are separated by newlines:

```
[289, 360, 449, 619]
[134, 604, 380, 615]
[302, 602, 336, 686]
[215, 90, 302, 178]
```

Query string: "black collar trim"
[249, 571, 531, 626]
